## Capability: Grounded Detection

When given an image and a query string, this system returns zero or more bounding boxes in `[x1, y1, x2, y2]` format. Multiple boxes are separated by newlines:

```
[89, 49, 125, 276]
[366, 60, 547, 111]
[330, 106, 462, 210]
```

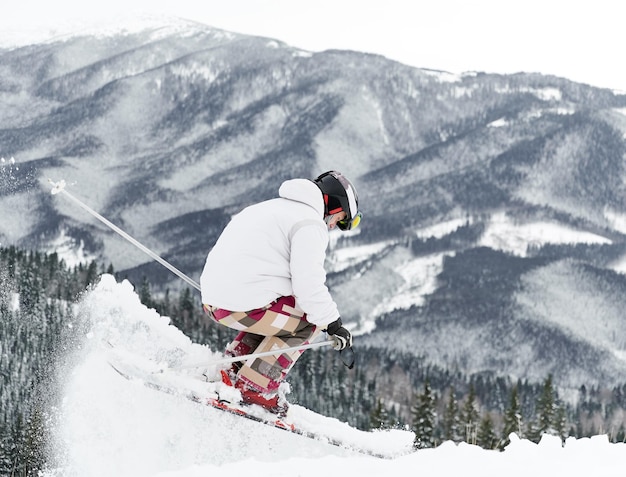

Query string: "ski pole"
[48, 179, 355, 368]
[165, 338, 338, 371]
[48, 179, 201, 292]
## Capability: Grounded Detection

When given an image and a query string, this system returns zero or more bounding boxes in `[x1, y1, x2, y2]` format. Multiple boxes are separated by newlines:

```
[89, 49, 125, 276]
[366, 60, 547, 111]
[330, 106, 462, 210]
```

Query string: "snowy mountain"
[2, 16, 626, 393]
[47, 273, 625, 476]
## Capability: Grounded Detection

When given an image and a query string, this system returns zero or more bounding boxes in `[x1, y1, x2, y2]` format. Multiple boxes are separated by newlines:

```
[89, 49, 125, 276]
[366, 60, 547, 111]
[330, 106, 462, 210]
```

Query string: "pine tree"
[178, 287, 195, 323]
[553, 403, 567, 441]
[6, 412, 25, 476]
[500, 386, 522, 449]
[461, 383, 479, 445]
[411, 381, 437, 449]
[139, 276, 153, 309]
[84, 260, 99, 287]
[161, 289, 171, 317]
[442, 386, 460, 442]
[537, 375, 556, 435]
[20, 407, 47, 475]
[369, 397, 390, 430]
[477, 413, 498, 449]
[528, 374, 566, 443]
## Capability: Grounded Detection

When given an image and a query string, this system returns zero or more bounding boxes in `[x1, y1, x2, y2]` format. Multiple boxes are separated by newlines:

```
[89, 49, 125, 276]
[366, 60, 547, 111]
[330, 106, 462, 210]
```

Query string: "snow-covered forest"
[3, 247, 626, 475]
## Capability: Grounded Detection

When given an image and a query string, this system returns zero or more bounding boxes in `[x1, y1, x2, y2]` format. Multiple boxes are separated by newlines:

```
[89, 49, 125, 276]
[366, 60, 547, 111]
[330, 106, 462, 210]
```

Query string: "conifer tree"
[85, 260, 99, 287]
[178, 287, 195, 322]
[537, 375, 556, 434]
[3, 413, 24, 475]
[461, 383, 480, 445]
[369, 397, 390, 430]
[528, 374, 566, 443]
[412, 381, 437, 449]
[442, 387, 460, 442]
[139, 276, 153, 309]
[20, 407, 47, 475]
[500, 386, 522, 449]
[477, 413, 498, 449]
[553, 403, 567, 441]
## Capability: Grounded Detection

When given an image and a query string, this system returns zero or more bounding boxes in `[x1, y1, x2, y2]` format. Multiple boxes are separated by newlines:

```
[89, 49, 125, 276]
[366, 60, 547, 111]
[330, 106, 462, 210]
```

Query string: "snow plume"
[46, 275, 626, 476]
[47, 275, 222, 475]
[0, 157, 19, 193]
[0, 156, 37, 194]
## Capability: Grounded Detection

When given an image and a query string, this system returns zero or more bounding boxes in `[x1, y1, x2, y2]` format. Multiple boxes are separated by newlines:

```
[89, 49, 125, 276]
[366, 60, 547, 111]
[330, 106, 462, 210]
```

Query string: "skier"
[200, 170, 361, 416]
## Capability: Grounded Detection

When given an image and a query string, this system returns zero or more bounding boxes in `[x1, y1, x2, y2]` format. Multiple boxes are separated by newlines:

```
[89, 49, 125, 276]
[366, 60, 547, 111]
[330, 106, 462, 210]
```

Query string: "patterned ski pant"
[203, 296, 320, 393]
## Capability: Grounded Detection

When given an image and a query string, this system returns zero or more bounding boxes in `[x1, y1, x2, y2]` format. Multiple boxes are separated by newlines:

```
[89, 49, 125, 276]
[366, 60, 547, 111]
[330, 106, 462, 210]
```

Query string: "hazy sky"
[2, 0, 624, 91]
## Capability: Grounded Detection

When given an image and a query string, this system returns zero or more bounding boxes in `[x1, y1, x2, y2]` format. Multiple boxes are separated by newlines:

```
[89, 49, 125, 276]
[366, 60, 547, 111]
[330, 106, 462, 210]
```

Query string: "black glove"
[325, 318, 352, 351]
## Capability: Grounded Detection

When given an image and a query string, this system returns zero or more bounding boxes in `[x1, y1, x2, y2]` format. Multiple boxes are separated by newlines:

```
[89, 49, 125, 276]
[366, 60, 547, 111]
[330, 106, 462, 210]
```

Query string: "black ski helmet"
[313, 171, 362, 230]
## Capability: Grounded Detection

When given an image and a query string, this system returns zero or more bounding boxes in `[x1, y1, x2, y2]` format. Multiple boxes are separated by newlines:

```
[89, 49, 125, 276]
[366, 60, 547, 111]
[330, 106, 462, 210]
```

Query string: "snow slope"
[47, 275, 626, 476]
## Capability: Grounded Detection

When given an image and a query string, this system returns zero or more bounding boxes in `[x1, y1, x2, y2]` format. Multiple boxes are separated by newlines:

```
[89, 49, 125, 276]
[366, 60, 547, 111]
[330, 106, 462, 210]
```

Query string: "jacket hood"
[278, 179, 324, 217]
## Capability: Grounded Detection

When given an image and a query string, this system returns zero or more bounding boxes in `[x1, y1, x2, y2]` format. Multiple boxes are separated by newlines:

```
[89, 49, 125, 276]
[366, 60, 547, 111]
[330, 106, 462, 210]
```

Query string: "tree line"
[408, 376, 568, 450]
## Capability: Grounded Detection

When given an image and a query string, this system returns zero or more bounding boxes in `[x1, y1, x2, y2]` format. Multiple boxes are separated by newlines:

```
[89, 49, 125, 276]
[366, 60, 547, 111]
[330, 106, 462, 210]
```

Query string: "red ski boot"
[235, 380, 289, 417]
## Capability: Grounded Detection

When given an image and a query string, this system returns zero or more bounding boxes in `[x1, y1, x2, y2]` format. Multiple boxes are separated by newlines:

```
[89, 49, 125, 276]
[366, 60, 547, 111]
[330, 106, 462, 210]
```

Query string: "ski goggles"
[337, 211, 362, 231]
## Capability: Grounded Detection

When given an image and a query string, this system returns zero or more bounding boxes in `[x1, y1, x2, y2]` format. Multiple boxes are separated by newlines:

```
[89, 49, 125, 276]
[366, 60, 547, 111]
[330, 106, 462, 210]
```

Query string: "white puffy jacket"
[200, 179, 340, 328]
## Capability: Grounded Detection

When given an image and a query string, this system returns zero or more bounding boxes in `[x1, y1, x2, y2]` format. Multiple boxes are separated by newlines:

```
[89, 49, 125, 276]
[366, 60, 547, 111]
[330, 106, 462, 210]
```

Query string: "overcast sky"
[2, 0, 624, 91]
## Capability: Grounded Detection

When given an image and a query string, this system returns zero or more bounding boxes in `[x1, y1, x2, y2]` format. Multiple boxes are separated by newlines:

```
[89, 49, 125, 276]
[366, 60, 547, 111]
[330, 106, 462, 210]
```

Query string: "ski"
[107, 358, 397, 459]
[108, 360, 297, 433]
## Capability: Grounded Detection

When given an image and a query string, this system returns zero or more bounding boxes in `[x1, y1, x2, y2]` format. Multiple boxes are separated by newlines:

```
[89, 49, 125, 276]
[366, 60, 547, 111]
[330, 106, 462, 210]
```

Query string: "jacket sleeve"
[289, 222, 340, 327]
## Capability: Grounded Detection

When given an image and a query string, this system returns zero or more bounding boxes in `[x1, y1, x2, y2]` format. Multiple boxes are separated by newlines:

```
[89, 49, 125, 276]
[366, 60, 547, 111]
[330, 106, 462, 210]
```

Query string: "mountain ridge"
[2, 16, 626, 390]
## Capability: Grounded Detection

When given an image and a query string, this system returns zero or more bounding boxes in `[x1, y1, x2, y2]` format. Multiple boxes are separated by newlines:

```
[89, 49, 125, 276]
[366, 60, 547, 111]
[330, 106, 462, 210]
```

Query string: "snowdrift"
[48, 275, 412, 475]
[47, 275, 626, 476]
